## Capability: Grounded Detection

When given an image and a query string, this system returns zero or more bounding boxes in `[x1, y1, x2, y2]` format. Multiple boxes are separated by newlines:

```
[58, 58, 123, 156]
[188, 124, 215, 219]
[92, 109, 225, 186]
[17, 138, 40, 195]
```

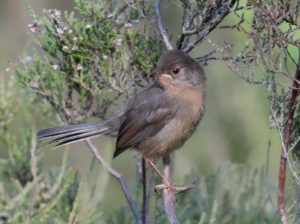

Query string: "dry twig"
[85, 139, 141, 224]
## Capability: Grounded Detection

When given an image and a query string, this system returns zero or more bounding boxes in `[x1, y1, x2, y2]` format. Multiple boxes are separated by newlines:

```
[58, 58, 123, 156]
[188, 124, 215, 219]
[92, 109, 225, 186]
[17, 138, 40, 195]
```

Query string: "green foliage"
[176, 164, 279, 224]
[0, 77, 97, 223]
[18, 0, 163, 123]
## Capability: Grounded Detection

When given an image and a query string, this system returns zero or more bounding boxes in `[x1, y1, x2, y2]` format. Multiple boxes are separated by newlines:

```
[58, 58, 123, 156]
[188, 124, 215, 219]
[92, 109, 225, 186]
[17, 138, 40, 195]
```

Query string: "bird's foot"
[155, 182, 194, 193]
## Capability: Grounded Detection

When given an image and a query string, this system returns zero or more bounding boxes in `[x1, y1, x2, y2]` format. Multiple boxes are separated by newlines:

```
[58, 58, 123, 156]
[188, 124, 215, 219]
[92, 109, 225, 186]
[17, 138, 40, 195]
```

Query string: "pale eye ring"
[172, 67, 180, 75]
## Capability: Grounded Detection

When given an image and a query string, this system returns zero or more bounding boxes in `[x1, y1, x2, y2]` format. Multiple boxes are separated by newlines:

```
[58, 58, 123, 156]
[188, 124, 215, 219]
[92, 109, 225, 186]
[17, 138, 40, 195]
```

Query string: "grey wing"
[113, 86, 174, 158]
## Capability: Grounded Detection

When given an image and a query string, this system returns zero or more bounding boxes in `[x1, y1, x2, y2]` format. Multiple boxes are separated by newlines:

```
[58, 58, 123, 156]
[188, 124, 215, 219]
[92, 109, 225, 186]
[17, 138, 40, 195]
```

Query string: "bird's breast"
[139, 84, 205, 159]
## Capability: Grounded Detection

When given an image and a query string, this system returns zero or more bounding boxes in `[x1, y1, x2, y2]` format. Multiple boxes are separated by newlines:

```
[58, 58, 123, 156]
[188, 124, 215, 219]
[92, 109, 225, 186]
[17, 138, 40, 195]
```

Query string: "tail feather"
[54, 129, 110, 147]
[37, 123, 110, 147]
[37, 123, 100, 139]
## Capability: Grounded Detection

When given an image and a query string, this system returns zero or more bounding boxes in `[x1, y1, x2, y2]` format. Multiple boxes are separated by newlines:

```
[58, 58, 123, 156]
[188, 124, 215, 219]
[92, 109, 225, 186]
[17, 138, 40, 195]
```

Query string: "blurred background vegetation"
[0, 0, 296, 223]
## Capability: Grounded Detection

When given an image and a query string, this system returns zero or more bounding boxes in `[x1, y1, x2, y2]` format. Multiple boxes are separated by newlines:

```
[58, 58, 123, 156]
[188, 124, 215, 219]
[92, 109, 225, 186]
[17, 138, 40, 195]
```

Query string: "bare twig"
[155, 0, 173, 50]
[277, 51, 300, 224]
[142, 159, 148, 224]
[85, 139, 141, 224]
[141, 158, 152, 224]
[162, 156, 178, 224]
[179, 0, 237, 53]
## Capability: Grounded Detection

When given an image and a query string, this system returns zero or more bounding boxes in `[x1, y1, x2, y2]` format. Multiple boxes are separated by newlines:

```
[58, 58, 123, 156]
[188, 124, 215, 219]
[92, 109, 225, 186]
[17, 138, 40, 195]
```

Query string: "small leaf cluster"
[18, 0, 163, 123]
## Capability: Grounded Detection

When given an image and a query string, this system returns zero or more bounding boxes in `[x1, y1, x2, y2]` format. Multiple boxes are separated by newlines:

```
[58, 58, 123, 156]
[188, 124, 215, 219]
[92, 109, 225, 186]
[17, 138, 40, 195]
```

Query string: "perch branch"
[162, 156, 178, 224]
[154, 1, 178, 222]
[85, 139, 141, 224]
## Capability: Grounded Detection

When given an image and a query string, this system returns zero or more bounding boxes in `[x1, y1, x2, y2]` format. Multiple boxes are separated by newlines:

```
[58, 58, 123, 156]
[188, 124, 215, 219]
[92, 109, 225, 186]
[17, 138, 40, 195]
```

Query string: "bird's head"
[155, 50, 205, 89]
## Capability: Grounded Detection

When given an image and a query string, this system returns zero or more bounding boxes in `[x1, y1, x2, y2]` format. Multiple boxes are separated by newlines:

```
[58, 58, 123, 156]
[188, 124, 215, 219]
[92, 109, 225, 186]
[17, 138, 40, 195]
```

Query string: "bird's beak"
[156, 73, 173, 83]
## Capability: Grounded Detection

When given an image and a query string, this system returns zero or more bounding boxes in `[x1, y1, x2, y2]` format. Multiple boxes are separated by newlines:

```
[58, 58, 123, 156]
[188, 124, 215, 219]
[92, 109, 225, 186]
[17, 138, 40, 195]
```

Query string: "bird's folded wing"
[114, 88, 174, 158]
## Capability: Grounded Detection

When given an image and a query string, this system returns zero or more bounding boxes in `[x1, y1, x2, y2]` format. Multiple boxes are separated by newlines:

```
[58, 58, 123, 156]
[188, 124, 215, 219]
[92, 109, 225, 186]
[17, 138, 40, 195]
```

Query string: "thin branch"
[181, 0, 237, 53]
[85, 139, 141, 224]
[142, 159, 148, 224]
[155, 0, 173, 50]
[141, 158, 152, 224]
[278, 50, 300, 224]
[162, 156, 178, 224]
[154, 1, 179, 222]
[177, 3, 189, 50]
[272, 108, 300, 186]
[183, 14, 230, 53]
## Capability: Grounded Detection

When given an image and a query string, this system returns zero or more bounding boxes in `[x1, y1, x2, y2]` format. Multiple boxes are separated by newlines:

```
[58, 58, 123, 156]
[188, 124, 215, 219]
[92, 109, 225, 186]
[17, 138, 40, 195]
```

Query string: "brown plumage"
[38, 49, 206, 161]
[114, 51, 206, 159]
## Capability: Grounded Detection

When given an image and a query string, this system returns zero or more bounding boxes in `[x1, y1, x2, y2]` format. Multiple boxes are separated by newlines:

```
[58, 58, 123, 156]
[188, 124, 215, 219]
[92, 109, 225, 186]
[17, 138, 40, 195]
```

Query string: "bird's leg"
[144, 158, 193, 193]
[145, 158, 170, 185]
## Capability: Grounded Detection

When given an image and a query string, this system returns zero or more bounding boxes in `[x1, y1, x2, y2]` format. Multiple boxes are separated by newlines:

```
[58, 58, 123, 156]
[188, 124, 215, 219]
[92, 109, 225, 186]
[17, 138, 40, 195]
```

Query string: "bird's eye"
[172, 67, 180, 75]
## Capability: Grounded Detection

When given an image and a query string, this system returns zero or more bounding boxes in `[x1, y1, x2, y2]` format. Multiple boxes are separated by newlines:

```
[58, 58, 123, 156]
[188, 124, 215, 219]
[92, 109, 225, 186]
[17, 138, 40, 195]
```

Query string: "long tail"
[37, 123, 111, 147]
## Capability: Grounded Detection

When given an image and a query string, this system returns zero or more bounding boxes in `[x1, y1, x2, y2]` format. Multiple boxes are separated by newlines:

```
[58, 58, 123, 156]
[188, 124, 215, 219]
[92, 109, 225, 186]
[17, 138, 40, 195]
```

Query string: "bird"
[37, 49, 206, 191]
